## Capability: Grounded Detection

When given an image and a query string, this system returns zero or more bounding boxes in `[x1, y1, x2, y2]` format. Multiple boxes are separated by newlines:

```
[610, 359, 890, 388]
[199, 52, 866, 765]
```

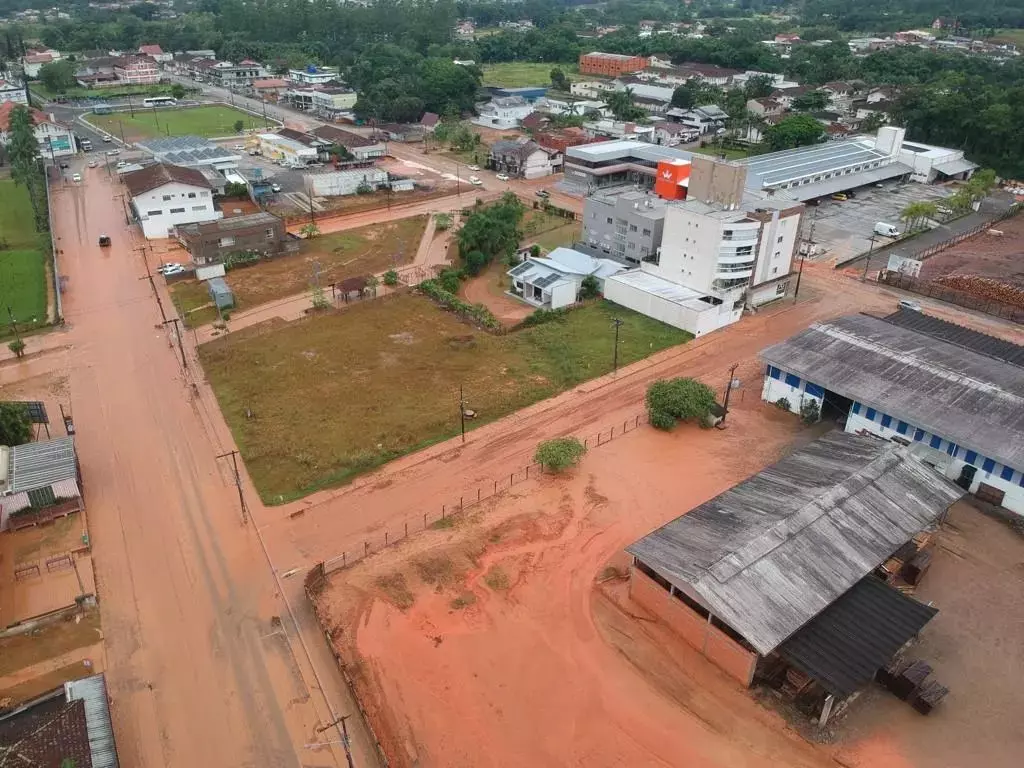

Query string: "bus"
[143, 96, 177, 107]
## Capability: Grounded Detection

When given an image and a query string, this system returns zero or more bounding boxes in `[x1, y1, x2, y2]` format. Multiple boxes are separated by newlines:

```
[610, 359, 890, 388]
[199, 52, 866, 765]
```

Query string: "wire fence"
[310, 412, 650, 579]
[877, 271, 1024, 323]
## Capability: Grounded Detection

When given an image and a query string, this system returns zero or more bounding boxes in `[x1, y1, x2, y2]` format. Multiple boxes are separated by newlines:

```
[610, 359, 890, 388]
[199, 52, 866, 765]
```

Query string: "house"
[310, 124, 386, 161]
[471, 95, 533, 130]
[821, 81, 855, 111]
[0, 674, 119, 765]
[202, 59, 269, 88]
[746, 97, 784, 118]
[866, 86, 898, 104]
[620, 82, 675, 114]
[520, 112, 550, 132]
[570, 80, 618, 99]
[309, 86, 357, 120]
[487, 138, 561, 179]
[578, 52, 649, 77]
[0, 437, 82, 532]
[371, 123, 424, 142]
[122, 163, 220, 239]
[761, 310, 1024, 514]
[138, 43, 172, 63]
[258, 131, 319, 166]
[288, 65, 341, 85]
[176, 211, 288, 265]
[769, 84, 813, 109]
[626, 430, 962, 717]
[582, 118, 654, 142]
[0, 79, 27, 105]
[113, 55, 161, 85]
[508, 247, 625, 309]
[420, 112, 440, 132]
[21, 48, 61, 78]
[932, 17, 957, 30]
[668, 105, 729, 135]
[651, 121, 698, 146]
[250, 78, 289, 100]
[679, 62, 740, 86]
[0, 102, 76, 158]
[454, 20, 476, 38]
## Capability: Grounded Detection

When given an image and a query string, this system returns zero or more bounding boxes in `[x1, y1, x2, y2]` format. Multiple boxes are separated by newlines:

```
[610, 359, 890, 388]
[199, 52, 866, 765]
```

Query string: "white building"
[760, 311, 1024, 516]
[310, 87, 357, 120]
[306, 168, 389, 196]
[472, 95, 534, 130]
[570, 80, 618, 100]
[257, 133, 318, 166]
[508, 247, 624, 310]
[0, 103, 76, 158]
[0, 80, 28, 105]
[667, 105, 729, 135]
[123, 163, 221, 239]
[21, 49, 62, 78]
[288, 66, 340, 85]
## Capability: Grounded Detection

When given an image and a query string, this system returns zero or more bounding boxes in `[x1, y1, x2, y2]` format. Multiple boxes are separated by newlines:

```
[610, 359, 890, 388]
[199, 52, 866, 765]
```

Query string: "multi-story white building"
[123, 163, 221, 239]
[288, 66, 340, 85]
[471, 95, 533, 130]
[310, 86, 357, 119]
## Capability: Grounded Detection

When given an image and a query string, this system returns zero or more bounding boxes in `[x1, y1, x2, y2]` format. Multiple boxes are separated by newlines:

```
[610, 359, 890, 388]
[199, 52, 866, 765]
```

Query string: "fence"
[313, 412, 650, 576]
[45, 166, 63, 324]
[877, 271, 1024, 323]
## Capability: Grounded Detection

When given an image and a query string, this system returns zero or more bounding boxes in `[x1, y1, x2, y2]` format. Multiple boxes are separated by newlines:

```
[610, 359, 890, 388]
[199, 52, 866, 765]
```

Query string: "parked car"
[87, 160, 97, 168]
[874, 222, 900, 238]
[72, 173, 81, 183]
[102, 136, 113, 143]
[59, 162, 69, 169]
[116, 160, 127, 169]
[106, 149, 120, 156]
[158, 262, 185, 275]
[232, 144, 245, 150]
[469, 176, 483, 186]
[898, 299, 922, 312]
[467, 164, 480, 171]
[98, 234, 111, 247]
[270, 183, 282, 193]
[496, 173, 510, 181]
[831, 193, 848, 201]
[535, 189, 550, 198]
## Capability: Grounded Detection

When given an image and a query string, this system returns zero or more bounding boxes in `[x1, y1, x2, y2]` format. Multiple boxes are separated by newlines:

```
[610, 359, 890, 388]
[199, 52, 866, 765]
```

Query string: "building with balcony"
[288, 66, 341, 85]
[577, 187, 667, 266]
[113, 54, 160, 85]
[310, 86, 357, 120]
[471, 95, 534, 130]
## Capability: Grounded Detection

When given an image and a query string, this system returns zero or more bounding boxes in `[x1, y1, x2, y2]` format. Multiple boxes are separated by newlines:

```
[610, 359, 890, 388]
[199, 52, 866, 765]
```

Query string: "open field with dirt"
[87, 105, 265, 142]
[916, 211, 1024, 294]
[199, 294, 691, 502]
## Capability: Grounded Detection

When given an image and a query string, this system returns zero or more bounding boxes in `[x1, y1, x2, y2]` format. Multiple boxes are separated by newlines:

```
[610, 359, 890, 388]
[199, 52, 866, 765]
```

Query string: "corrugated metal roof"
[932, 157, 978, 176]
[883, 309, 1024, 368]
[8, 437, 77, 494]
[761, 314, 1024, 470]
[626, 431, 963, 655]
[780, 162, 911, 201]
[779, 576, 938, 697]
[65, 674, 119, 768]
[741, 137, 892, 189]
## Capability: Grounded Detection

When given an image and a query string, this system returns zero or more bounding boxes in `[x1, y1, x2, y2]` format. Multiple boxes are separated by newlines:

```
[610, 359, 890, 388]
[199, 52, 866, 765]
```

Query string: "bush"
[774, 397, 792, 411]
[438, 267, 464, 294]
[0, 402, 32, 445]
[7, 339, 26, 359]
[519, 307, 568, 328]
[645, 378, 717, 431]
[530, 244, 541, 258]
[223, 249, 261, 271]
[463, 249, 489, 276]
[383, 269, 399, 286]
[356, 181, 373, 195]
[534, 437, 587, 473]
[578, 275, 600, 300]
[223, 181, 249, 198]
[418, 279, 501, 331]
[800, 398, 820, 424]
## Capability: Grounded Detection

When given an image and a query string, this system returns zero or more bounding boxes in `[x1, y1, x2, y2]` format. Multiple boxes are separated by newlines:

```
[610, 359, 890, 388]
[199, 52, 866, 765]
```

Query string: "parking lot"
[807, 182, 954, 264]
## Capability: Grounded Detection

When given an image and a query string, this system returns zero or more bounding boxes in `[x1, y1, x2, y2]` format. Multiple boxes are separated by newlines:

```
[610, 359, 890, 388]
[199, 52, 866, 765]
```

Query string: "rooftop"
[5, 437, 77, 494]
[761, 313, 1024, 471]
[604, 269, 717, 312]
[883, 308, 1024, 367]
[585, 51, 642, 61]
[566, 139, 691, 165]
[627, 431, 964, 654]
[590, 188, 668, 219]
[310, 124, 378, 148]
[177, 211, 281, 236]
[137, 136, 239, 166]
[740, 136, 892, 189]
[122, 162, 212, 197]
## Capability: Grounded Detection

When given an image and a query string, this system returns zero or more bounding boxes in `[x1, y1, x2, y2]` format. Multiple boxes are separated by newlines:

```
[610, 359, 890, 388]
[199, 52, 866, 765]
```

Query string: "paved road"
[44, 158, 365, 768]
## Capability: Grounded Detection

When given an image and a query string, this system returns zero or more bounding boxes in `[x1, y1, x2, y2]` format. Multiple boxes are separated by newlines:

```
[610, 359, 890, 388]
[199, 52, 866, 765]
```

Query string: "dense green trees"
[7, 105, 47, 232]
[37, 60, 76, 93]
[457, 194, 524, 276]
[763, 114, 825, 151]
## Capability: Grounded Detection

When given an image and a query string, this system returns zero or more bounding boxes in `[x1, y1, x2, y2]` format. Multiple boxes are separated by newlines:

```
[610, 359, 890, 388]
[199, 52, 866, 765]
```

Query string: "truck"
[80, 138, 92, 152]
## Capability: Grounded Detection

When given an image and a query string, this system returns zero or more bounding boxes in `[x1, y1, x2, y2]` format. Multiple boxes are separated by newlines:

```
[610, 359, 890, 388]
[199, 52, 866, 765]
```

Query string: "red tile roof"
[122, 163, 212, 197]
[0, 101, 46, 131]
[139, 44, 164, 55]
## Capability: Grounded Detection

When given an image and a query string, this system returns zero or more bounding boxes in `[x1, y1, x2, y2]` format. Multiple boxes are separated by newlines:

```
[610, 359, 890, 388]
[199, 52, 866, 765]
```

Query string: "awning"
[778, 577, 938, 698]
[779, 162, 913, 202]
[932, 157, 978, 177]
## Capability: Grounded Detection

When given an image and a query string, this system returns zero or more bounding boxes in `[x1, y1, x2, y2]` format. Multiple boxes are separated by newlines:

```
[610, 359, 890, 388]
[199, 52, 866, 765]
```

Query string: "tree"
[800, 399, 820, 425]
[233, 119, 245, 133]
[578, 275, 599, 300]
[0, 402, 32, 445]
[534, 437, 586, 473]
[763, 114, 825, 151]
[365, 274, 379, 297]
[300, 223, 320, 239]
[859, 112, 887, 133]
[604, 89, 647, 122]
[743, 74, 776, 99]
[550, 67, 568, 91]
[383, 269, 399, 286]
[38, 60, 76, 93]
[671, 83, 697, 110]
[310, 284, 329, 310]
[170, 83, 187, 100]
[645, 378, 717, 431]
[900, 201, 937, 232]
[433, 212, 452, 231]
[791, 90, 830, 112]
[7, 105, 46, 232]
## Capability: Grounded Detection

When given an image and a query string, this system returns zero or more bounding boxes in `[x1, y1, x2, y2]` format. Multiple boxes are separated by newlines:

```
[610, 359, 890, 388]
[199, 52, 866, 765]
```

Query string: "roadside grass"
[520, 209, 581, 252]
[375, 572, 415, 610]
[0, 179, 49, 336]
[170, 280, 218, 328]
[481, 62, 579, 88]
[0, 661, 96, 708]
[223, 215, 426, 309]
[199, 294, 692, 503]
[86, 105, 266, 142]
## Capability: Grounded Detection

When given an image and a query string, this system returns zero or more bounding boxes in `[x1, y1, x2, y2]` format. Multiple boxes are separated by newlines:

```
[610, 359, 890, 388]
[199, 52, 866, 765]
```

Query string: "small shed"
[207, 277, 235, 310]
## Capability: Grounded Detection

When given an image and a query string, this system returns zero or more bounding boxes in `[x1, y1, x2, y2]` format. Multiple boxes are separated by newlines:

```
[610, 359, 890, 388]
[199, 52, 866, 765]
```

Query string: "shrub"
[578, 275, 600, 300]
[774, 397, 792, 411]
[356, 181, 373, 195]
[438, 267, 463, 294]
[463, 250, 488, 276]
[418, 279, 501, 331]
[0, 402, 32, 445]
[434, 213, 452, 231]
[223, 181, 249, 198]
[7, 339, 26, 359]
[233, 119, 245, 133]
[530, 244, 541, 258]
[519, 307, 568, 328]
[645, 378, 717, 431]
[383, 269, 399, 286]
[534, 437, 587, 473]
[800, 398, 820, 424]
[223, 249, 261, 271]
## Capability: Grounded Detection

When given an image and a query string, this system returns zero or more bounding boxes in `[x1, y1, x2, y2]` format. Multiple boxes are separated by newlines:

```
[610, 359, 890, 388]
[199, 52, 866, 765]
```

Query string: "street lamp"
[612, 317, 623, 373]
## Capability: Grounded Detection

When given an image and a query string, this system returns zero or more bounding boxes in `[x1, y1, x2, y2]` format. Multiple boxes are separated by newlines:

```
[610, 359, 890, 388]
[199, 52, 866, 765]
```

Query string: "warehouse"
[626, 431, 962, 722]
[760, 310, 1024, 514]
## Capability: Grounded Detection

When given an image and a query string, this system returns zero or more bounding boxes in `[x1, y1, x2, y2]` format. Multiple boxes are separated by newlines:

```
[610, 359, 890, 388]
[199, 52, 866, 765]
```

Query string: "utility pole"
[217, 450, 248, 525]
[126, 92, 135, 118]
[794, 205, 817, 302]
[6, 305, 22, 349]
[611, 317, 623, 373]
[719, 362, 740, 426]
[162, 318, 187, 370]
[316, 714, 355, 768]
[862, 233, 878, 282]
[118, 120, 125, 145]
[459, 384, 466, 443]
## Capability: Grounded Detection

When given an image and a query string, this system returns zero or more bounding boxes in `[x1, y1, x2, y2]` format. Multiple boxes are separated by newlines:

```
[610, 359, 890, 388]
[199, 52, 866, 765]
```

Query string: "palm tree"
[899, 201, 938, 233]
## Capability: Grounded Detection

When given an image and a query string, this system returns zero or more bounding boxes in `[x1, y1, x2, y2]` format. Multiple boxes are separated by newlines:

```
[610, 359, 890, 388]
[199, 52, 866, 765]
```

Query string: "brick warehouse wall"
[629, 564, 758, 687]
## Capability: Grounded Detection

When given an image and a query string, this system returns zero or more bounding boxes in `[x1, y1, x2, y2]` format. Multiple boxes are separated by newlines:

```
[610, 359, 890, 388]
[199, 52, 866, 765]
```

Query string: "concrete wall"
[687, 154, 747, 208]
[629, 565, 758, 687]
[308, 169, 387, 196]
[760, 365, 823, 415]
[603, 276, 740, 336]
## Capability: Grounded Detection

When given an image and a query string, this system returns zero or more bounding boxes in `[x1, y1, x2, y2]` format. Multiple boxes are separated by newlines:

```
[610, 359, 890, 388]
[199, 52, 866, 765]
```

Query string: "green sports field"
[0, 179, 49, 334]
[87, 105, 275, 142]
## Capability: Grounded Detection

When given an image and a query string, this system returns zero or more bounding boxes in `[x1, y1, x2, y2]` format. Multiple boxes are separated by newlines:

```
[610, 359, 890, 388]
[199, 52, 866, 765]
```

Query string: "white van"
[874, 222, 900, 238]
[468, 175, 483, 186]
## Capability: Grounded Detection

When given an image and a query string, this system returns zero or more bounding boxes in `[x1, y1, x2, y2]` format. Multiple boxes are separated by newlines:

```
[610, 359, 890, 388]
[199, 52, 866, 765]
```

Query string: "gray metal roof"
[884, 308, 1024, 368]
[761, 314, 1024, 470]
[139, 135, 238, 166]
[7, 437, 77, 494]
[65, 674, 119, 768]
[741, 137, 892, 189]
[566, 139, 691, 165]
[781, 162, 911, 201]
[627, 431, 963, 655]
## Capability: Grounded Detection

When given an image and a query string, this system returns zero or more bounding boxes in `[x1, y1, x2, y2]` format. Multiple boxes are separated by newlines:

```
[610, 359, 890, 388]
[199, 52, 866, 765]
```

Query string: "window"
[768, 365, 781, 380]
[1000, 465, 1014, 481]
[642, 228, 651, 237]
[162, 194, 172, 201]
[852, 402, 860, 415]
[640, 246, 648, 255]
[147, 209, 162, 216]
[983, 458, 996, 473]
[266, 228, 275, 238]
[896, 421, 908, 435]
[914, 428, 925, 442]
[201, 191, 210, 197]
[627, 242, 635, 250]
[784, 373, 800, 388]
[218, 236, 236, 247]
[881, 414, 892, 428]
[777, 235, 784, 243]
[946, 443, 958, 457]
[805, 383, 824, 398]
[192, 206, 206, 211]
[774, 250, 781, 259]
[629, 224, 637, 232]
[929, 435, 942, 450]
[606, 217, 613, 224]
[865, 407, 876, 421]
[169, 207, 185, 214]
[772, 266, 778, 273]
[187, 192, 197, 199]
[964, 450, 978, 465]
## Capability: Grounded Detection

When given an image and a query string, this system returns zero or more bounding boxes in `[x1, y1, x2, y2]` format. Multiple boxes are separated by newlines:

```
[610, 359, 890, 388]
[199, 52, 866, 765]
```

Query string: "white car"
[467, 164, 480, 171]
[157, 262, 185, 276]
[72, 173, 82, 183]
[468, 176, 483, 186]
[116, 160, 127, 169]
[232, 144, 245, 150]
[495, 173, 510, 181]
[106, 149, 120, 156]
[270, 183, 282, 193]
[102, 136, 113, 143]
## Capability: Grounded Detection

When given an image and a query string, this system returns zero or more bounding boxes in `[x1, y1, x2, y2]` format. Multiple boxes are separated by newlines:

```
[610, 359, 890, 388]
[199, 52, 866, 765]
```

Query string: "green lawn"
[990, 28, 1024, 46]
[31, 82, 179, 100]
[690, 145, 753, 161]
[0, 179, 49, 336]
[87, 105, 270, 142]
[200, 295, 691, 503]
[170, 280, 219, 328]
[481, 62, 579, 88]
[520, 210, 581, 252]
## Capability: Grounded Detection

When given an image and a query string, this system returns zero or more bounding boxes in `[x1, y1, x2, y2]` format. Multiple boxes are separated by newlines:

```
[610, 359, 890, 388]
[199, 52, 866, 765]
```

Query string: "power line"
[216, 450, 248, 525]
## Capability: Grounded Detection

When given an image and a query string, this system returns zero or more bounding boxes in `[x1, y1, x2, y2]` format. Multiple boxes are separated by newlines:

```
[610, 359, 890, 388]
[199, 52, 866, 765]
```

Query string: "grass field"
[990, 28, 1024, 46]
[170, 280, 219, 328]
[691, 144, 753, 161]
[0, 179, 49, 336]
[32, 82, 178, 100]
[481, 62, 579, 88]
[200, 295, 691, 502]
[224, 216, 426, 309]
[520, 210, 581, 252]
[87, 105, 268, 142]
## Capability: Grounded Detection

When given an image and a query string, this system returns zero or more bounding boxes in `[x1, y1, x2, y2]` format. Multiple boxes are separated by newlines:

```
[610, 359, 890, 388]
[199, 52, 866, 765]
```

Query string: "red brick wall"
[629, 565, 758, 687]
[578, 54, 649, 77]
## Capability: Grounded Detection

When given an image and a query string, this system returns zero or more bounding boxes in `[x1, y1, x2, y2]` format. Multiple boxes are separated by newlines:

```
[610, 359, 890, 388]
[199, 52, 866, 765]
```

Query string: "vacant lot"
[170, 280, 218, 328]
[200, 294, 690, 501]
[917, 209, 1024, 289]
[520, 209, 581, 252]
[481, 62, 579, 88]
[88, 105, 265, 142]
[0, 178, 49, 335]
[224, 215, 426, 309]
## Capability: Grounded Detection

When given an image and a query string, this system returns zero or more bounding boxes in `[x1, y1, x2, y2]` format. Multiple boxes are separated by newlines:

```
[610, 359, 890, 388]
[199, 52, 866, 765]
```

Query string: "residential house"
[310, 124, 386, 161]
[454, 20, 476, 38]
[0, 102, 76, 158]
[634, 65, 697, 88]
[821, 81, 856, 112]
[176, 211, 288, 265]
[668, 105, 729, 135]
[487, 138, 561, 179]
[122, 163, 220, 239]
[582, 119, 655, 142]
[21, 48, 61, 78]
[421, 112, 440, 132]
[371, 123, 424, 143]
[746, 97, 785, 118]
[0, 80, 27, 105]
[578, 52, 649, 77]
[652, 121, 698, 146]
[472, 95, 533, 130]
[0, 437, 82, 532]
[113, 55, 161, 85]
[138, 43, 172, 63]
[680, 63, 740, 87]
[866, 86, 899, 104]
[535, 126, 598, 154]
[570, 80, 618, 100]
[618, 82, 675, 114]
[288, 66, 341, 85]
[508, 247, 625, 309]
[249, 78, 289, 100]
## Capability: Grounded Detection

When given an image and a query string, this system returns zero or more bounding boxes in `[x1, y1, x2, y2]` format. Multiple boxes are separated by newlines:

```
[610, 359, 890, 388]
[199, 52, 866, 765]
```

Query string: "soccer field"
[481, 62, 579, 88]
[0, 179, 49, 334]
[88, 105, 274, 142]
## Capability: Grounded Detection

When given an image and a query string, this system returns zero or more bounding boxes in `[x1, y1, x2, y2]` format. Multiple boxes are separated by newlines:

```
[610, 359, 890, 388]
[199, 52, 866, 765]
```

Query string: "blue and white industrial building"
[760, 310, 1024, 515]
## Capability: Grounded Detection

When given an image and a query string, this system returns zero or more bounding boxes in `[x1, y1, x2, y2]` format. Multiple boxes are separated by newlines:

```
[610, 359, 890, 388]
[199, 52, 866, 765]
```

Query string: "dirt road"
[44, 162, 359, 767]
